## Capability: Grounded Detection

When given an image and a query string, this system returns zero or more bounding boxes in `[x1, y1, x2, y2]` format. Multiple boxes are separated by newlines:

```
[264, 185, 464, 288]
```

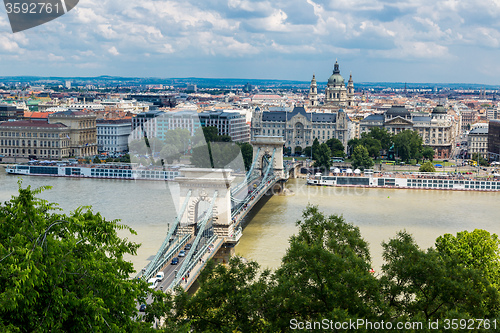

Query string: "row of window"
[0, 131, 62, 138]
[0, 148, 62, 156]
[406, 180, 500, 190]
[0, 139, 65, 148]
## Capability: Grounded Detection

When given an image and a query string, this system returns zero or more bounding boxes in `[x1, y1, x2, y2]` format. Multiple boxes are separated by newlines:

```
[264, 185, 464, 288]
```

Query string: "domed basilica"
[309, 60, 354, 108]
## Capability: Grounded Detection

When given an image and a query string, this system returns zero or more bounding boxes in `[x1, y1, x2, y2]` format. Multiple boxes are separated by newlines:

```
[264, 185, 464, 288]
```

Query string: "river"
[1, 169, 498, 273]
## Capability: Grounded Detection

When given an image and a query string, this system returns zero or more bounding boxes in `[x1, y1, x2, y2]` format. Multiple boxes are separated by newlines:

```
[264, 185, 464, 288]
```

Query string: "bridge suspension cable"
[170, 190, 218, 288]
[141, 190, 192, 280]
[231, 147, 261, 197]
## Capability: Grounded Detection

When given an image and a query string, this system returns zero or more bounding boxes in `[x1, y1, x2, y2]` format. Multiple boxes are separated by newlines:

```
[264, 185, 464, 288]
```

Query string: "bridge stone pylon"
[175, 168, 235, 238]
[251, 136, 285, 179]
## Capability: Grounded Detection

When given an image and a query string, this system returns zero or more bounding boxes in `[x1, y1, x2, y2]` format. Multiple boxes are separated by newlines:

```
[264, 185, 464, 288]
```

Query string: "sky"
[1, 0, 500, 84]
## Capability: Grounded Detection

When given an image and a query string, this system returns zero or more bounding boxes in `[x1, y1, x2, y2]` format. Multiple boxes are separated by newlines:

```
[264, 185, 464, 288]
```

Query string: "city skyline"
[1, 0, 500, 84]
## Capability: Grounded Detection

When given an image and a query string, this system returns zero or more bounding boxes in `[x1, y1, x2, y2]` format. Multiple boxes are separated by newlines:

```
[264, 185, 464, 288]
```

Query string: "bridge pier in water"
[142, 136, 298, 291]
[175, 168, 235, 238]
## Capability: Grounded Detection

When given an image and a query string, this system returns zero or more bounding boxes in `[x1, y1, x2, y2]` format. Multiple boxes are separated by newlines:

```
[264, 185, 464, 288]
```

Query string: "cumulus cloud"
[0, 0, 498, 83]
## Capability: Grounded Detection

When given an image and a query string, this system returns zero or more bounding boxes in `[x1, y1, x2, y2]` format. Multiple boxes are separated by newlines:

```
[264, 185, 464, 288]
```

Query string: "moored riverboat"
[307, 171, 500, 191]
[5, 161, 181, 181]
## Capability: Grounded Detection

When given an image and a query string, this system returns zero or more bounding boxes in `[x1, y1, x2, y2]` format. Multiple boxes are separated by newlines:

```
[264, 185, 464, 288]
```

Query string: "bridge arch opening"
[261, 153, 272, 176]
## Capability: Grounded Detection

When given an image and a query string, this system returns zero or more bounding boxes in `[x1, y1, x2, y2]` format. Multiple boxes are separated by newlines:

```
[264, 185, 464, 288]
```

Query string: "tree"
[381, 231, 500, 321]
[0, 183, 153, 332]
[326, 138, 345, 157]
[128, 138, 149, 155]
[238, 142, 253, 171]
[312, 143, 332, 171]
[170, 257, 273, 333]
[422, 146, 435, 161]
[93, 155, 101, 164]
[190, 144, 213, 168]
[351, 145, 374, 170]
[210, 142, 243, 169]
[201, 126, 219, 143]
[436, 230, 500, 287]
[303, 146, 312, 157]
[364, 127, 393, 151]
[419, 161, 436, 172]
[360, 137, 382, 158]
[268, 206, 383, 330]
[294, 146, 302, 155]
[393, 130, 423, 162]
[472, 153, 489, 166]
[160, 144, 181, 164]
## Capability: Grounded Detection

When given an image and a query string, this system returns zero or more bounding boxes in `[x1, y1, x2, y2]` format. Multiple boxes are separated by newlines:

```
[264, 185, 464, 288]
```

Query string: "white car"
[147, 278, 158, 289]
[155, 272, 164, 281]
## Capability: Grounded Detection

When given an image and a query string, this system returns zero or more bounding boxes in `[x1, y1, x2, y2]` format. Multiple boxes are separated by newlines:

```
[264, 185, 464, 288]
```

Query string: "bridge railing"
[231, 148, 261, 197]
[171, 191, 218, 287]
[140, 190, 192, 280]
[143, 234, 191, 281]
[169, 233, 220, 290]
[231, 174, 277, 220]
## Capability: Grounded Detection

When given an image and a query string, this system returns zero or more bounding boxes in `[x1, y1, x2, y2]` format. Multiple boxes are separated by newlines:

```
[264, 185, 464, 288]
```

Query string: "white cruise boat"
[5, 162, 180, 181]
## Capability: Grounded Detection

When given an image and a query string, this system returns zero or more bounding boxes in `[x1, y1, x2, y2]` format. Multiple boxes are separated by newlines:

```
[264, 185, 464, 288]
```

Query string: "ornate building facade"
[251, 106, 350, 153]
[360, 105, 458, 159]
[309, 61, 354, 107]
[48, 110, 97, 157]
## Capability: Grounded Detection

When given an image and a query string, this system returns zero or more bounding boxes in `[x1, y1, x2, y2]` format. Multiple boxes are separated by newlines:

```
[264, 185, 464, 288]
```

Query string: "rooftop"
[0, 120, 68, 129]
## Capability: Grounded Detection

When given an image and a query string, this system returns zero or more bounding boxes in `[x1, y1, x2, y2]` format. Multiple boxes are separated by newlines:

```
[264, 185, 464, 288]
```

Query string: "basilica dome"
[327, 61, 344, 85]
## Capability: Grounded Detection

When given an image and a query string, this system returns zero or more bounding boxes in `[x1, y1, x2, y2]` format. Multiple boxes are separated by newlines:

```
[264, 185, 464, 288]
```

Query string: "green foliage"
[349, 128, 393, 159]
[142, 207, 500, 332]
[0, 182, 153, 332]
[381, 231, 500, 321]
[93, 155, 101, 164]
[201, 126, 219, 143]
[303, 146, 312, 157]
[268, 206, 383, 330]
[191, 142, 245, 170]
[294, 146, 302, 154]
[171, 257, 273, 332]
[436, 230, 500, 287]
[351, 145, 374, 170]
[365, 127, 393, 151]
[393, 130, 423, 162]
[422, 146, 435, 161]
[190, 144, 213, 168]
[472, 153, 489, 166]
[312, 143, 332, 170]
[419, 161, 436, 172]
[237, 142, 254, 171]
[325, 138, 345, 157]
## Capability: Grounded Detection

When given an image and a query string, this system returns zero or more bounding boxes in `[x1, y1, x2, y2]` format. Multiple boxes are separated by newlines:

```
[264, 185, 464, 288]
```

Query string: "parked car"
[178, 250, 186, 257]
[155, 272, 164, 281]
[171, 257, 179, 265]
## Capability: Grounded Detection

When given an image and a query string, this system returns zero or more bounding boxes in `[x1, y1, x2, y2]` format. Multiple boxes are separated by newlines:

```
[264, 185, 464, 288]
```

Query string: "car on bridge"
[171, 257, 179, 265]
[178, 250, 186, 257]
[184, 243, 192, 250]
[147, 278, 159, 289]
[155, 272, 164, 281]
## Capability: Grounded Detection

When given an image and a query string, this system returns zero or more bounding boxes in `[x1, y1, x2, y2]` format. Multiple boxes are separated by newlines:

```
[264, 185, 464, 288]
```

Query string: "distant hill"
[1, 76, 499, 90]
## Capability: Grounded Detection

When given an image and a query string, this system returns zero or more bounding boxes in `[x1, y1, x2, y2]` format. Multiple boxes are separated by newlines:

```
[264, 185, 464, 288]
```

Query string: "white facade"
[97, 120, 132, 152]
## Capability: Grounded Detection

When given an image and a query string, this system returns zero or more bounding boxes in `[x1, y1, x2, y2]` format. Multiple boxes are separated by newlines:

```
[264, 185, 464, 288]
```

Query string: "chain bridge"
[137, 136, 296, 292]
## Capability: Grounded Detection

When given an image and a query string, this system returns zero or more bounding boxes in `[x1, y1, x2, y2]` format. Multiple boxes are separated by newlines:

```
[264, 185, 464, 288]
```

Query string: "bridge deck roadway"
[232, 176, 279, 229]
[148, 236, 225, 293]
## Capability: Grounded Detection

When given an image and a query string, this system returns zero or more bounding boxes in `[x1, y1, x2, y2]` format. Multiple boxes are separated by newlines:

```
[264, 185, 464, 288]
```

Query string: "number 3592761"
[5, 2, 62, 14]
